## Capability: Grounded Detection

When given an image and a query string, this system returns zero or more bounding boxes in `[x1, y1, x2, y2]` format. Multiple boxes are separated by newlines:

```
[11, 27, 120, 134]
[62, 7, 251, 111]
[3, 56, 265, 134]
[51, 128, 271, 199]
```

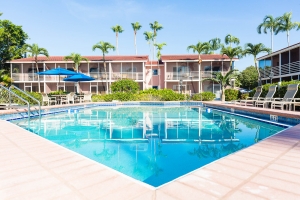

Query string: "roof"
[161, 54, 237, 61]
[258, 42, 300, 60]
[10, 55, 149, 62]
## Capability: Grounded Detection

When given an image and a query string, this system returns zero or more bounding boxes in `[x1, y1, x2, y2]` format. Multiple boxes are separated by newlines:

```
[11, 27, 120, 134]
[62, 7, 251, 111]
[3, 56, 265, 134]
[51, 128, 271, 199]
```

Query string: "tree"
[209, 38, 222, 53]
[22, 43, 49, 93]
[0, 69, 12, 86]
[131, 22, 142, 55]
[110, 79, 139, 93]
[257, 15, 280, 52]
[238, 66, 258, 89]
[187, 42, 210, 92]
[149, 21, 163, 72]
[202, 69, 238, 101]
[0, 19, 29, 70]
[243, 43, 271, 86]
[154, 42, 167, 61]
[63, 53, 88, 72]
[275, 12, 300, 46]
[224, 34, 240, 47]
[111, 25, 124, 55]
[220, 46, 243, 70]
[92, 41, 115, 94]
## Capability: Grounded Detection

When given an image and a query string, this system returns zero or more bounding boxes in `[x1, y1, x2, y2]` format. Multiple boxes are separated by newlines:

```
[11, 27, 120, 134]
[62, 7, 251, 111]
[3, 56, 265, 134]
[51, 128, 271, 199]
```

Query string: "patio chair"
[255, 85, 277, 108]
[61, 92, 75, 104]
[270, 84, 299, 110]
[83, 93, 92, 102]
[42, 93, 56, 106]
[235, 86, 262, 106]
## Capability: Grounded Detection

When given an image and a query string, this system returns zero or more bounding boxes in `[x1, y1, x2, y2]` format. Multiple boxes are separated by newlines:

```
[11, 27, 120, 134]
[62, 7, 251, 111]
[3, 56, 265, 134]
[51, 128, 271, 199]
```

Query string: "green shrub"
[240, 93, 249, 100]
[49, 90, 68, 95]
[92, 94, 105, 102]
[225, 89, 239, 101]
[110, 79, 140, 93]
[10, 89, 42, 105]
[192, 92, 215, 101]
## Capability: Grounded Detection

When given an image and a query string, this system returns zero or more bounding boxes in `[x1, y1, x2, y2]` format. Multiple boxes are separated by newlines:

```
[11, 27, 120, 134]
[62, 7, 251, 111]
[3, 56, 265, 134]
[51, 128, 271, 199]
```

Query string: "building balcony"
[165, 71, 228, 81]
[260, 61, 300, 79]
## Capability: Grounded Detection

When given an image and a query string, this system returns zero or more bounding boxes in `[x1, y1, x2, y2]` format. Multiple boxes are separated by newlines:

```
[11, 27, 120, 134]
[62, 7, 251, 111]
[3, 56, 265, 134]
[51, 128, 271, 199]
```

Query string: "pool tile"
[225, 190, 266, 200]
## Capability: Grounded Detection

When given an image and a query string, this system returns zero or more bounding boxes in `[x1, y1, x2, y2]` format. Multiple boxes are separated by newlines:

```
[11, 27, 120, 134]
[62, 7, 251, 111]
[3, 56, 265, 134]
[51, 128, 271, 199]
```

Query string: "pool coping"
[1, 102, 300, 199]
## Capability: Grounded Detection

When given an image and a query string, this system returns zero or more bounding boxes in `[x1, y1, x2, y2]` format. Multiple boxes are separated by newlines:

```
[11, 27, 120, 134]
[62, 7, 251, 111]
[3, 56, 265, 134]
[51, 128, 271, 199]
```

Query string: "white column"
[279, 53, 282, 82]
[164, 62, 167, 89]
[142, 62, 145, 90]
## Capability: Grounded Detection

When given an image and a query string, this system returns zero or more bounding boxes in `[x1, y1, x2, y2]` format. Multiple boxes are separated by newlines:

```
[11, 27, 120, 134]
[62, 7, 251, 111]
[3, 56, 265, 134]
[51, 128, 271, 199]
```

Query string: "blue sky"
[1, 0, 300, 70]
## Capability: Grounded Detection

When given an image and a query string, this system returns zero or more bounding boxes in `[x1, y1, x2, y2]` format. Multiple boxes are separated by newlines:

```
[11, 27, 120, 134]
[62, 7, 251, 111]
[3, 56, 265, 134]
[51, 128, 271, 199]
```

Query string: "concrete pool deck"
[1, 102, 300, 199]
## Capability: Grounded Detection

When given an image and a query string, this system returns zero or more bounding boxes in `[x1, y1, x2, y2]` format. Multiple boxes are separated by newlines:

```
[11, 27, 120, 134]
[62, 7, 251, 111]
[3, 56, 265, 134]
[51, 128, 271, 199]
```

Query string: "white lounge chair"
[235, 86, 262, 106]
[42, 93, 56, 106]
[270, 84, 299, 110]
[255, 85, 277, 108]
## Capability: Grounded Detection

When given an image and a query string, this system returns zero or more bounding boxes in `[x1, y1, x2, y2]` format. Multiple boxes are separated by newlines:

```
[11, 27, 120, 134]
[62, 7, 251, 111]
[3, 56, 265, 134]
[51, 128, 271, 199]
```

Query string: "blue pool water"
[11, 106, 286, 187]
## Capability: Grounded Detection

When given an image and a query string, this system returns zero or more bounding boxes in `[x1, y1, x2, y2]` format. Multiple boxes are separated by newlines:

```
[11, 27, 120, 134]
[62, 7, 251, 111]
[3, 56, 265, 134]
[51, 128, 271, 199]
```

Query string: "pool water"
[11, 106, 286, 187]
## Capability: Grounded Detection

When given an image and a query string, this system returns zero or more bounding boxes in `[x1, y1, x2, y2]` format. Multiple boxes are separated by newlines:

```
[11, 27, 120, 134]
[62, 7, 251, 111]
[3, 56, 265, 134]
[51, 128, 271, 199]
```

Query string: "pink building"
[9, 54, 236, 98]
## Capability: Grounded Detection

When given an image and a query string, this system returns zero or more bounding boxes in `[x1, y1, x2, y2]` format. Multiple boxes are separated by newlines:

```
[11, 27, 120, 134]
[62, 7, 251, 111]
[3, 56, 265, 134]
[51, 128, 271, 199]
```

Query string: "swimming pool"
[11, 106, 287, 187]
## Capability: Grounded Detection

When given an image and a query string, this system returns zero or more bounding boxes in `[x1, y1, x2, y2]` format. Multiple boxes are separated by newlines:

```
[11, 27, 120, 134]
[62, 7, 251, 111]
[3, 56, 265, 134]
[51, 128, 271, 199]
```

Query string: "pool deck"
[1, 102, 300, 199]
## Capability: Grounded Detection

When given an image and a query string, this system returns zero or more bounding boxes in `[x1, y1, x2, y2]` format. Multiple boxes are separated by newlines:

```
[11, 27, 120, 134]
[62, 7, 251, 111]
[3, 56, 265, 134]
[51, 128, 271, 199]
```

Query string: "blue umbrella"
[63, 73, 95, 82]
[37, 67, 78, 83]
[63, 73, 95, 93]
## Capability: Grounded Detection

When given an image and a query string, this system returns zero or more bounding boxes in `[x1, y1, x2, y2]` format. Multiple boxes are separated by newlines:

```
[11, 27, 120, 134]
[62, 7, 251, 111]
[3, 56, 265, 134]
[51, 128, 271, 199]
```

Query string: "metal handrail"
[0, 84, 31, 117]
[9, 85, 41, 117]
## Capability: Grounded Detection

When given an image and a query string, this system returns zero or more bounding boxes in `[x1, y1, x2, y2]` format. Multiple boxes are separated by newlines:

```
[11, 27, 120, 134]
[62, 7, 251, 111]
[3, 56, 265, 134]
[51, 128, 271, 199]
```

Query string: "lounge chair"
[270, 84, 299, 110]
[255, 85, 277, 108]
[61, 92, 75, 104]
[42, 93, 56, 106]
[235, 86, 262, 106]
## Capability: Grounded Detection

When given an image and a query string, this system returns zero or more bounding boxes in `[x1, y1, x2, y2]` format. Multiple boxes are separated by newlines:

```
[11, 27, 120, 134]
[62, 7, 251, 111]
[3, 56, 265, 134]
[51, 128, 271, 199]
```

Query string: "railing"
[0, 84, 30, 117]
[9, 85, 41, 117]
[260, 61, 300, 79]
[165, 71, 227, 80]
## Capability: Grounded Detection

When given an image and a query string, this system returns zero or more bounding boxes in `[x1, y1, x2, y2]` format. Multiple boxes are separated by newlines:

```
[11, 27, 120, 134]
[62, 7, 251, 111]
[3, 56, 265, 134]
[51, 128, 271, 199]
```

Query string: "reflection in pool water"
[12, 106, 286, 187]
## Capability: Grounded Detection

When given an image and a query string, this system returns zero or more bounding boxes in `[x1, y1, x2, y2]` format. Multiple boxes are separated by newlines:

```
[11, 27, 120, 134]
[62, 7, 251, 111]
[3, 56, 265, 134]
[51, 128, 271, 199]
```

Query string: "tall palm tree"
[154, 42, 166, 61]
[224, 34, 240, 47]
[131, 22, 142, 55]
[275, 12, 300, 46]
[149, 21, 163, 69]
[111, 25, 124, 55]
[220, 46, 243, 70]
[64, 53, 88, 93]
[92, 41, 115, 94]
[22, 43, 49, 93]
[257, 15, 280, 52]
[209, 38, 222, 54]
[63, 53, 88, 72]
[243, 43, 271, 86]
[187, 42, 210, 93]
[143, 31, 154, 89]
[202, 69, 238, 101]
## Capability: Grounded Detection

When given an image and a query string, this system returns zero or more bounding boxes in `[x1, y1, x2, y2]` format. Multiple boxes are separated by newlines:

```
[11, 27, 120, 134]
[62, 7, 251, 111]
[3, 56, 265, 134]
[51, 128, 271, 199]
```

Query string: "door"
[213, 84, 221, 100]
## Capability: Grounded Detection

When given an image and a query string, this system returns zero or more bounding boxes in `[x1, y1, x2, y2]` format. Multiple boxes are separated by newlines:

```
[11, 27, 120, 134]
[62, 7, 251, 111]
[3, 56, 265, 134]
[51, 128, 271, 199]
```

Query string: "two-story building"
[9, 54, 236, 98]
[258, 42, 300, 84]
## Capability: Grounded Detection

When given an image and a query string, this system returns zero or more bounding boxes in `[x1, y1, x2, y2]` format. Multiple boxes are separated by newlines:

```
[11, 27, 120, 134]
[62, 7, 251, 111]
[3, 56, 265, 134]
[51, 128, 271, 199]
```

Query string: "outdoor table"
[76, 95, 84, 103]
[51, 95, 67, 104]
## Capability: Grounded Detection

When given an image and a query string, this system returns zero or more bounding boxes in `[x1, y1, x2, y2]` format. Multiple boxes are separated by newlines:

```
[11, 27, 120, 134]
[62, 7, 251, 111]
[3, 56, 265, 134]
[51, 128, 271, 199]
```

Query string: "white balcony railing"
[260, 61, 300, 79]
[165, 71, 228, 81]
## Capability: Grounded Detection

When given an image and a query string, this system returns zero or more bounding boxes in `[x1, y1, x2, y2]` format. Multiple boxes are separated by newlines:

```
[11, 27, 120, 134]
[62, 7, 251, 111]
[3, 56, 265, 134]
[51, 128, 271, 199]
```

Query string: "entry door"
[213, 84, 221, 100]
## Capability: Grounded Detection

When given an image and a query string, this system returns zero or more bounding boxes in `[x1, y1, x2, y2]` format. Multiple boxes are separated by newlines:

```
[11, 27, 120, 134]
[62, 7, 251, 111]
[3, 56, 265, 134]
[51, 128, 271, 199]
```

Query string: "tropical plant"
[224, 34, 240, 47]
[191, 92, 216, 101]
[238, 65, 258, 89]
[209, 37, 222, 53]
[243, 43, 271, 86]
[187, 42, 210, 92]
[63, 53, 88, 72]
[0, 69, 12, 86]
[149, 21, 163, 69]
[92, 41, 116, 94]
[110, 79, 140, 93]
[275, 12, 300, 46]
[224, 89, 239, 101]
[143, 31, 154, 89]
[111, 25, 124, 55]
[257, 15, 280, 52]
[154, 42, 167, 61]
[22, 43, 49, 93]
[0, 18, 28, 70]
[131, 22, 142, 55]
[202, 69, 238, 101]
[220, 46, 243, 69]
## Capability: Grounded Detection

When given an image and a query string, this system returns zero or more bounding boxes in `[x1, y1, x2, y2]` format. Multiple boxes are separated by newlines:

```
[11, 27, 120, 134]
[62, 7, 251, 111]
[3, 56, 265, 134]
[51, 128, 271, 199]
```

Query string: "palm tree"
[220, 46, 243, 70]
[275, 12, 300, 46]
[64, 53, 88, 93]
[154, 42, 167, 61]
[92, 41, 115, 94]
[224, 34, 240, 47]
[63, 53, 88, 72]
[111, 25, 124, 55]
[187, 42, 211, 93]
[257, 15, 280, 52]
[202, 69, 238, 101]
[243, 43, 271, 86]
[149, 21, 163, 70]
[22, 43, 49, 93]
[144, 31, 154, 89]
[131, 22, 142, 55]
[209, 38, 222, 54]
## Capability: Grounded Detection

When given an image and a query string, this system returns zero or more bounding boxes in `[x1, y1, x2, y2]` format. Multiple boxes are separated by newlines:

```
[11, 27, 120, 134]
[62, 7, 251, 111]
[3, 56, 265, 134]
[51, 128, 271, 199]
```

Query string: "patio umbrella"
[63, 73, 95, 93]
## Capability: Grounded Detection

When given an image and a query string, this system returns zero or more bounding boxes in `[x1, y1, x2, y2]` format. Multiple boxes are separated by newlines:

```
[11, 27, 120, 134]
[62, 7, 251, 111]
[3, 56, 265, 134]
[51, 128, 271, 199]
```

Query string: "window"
[28, 68, 43, 73]
[67, 68, 74, 71]
[152, 86, 159, 89]
[153, 69, 158, 75]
